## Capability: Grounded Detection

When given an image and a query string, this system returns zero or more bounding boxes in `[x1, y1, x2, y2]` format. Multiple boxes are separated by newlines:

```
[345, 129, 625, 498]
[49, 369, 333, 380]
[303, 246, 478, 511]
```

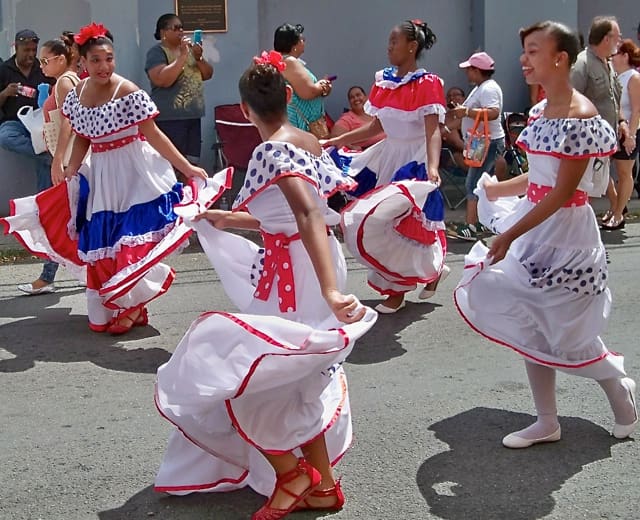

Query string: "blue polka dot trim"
[234, 141, 356, 208]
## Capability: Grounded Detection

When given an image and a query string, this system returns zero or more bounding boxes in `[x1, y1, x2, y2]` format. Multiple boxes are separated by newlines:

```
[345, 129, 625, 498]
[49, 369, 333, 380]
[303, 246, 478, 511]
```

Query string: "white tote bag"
[17, 105, 47, 154]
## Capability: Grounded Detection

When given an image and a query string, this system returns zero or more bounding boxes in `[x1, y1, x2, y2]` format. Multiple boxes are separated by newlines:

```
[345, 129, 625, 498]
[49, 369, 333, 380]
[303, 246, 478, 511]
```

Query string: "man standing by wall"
[571, 16, 629, 203]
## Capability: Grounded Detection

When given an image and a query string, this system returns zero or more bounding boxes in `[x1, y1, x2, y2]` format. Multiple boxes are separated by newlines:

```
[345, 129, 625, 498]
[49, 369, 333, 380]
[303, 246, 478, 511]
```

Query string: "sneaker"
[455, 223, 477, 241]
[474, 222, 488, 235]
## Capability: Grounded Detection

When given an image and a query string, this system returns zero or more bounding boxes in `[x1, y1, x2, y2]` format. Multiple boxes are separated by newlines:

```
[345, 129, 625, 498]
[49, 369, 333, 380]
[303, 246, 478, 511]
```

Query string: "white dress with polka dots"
[454, 104, 626, 379]
[154, 143, 377, 497]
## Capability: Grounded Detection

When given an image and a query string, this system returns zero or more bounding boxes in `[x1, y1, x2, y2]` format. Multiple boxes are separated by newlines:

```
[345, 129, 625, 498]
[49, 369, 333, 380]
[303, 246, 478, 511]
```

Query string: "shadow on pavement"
[97, 484, 265, 520]
[0, 303, 170, 374]
[416, 406, 619, 520]
[347, 299, 440, 365]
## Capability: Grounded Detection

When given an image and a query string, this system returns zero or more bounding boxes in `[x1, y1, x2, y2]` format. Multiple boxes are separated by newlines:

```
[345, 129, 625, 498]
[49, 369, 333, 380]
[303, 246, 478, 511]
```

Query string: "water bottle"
[37, 83, 50, 108]
[219, 196, 229, 211]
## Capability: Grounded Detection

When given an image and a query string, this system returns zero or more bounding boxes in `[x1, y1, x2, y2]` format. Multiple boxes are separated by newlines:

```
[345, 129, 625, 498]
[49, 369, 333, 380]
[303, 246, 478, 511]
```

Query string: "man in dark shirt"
[0, 29, 58, 296]
[0, 29, 54, 192]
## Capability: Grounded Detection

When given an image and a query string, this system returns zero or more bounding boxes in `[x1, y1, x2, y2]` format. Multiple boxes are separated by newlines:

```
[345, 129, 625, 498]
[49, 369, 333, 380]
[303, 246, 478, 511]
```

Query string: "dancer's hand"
[325, 289, 365, 323]
[51, 158, 66, 186]
[319, 136, 341, 148]
[427, 167, 441, 185]
[487, 232, 513, 264]
[184, 165, 208, 180]
[193, 209, 230, 229]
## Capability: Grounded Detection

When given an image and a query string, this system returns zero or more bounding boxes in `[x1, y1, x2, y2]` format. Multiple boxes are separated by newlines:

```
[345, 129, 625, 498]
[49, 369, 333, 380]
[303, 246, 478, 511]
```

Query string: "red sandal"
[251, 458, 321, 520]
[107, 306, 148, 335]
[294, 479, 345, 511]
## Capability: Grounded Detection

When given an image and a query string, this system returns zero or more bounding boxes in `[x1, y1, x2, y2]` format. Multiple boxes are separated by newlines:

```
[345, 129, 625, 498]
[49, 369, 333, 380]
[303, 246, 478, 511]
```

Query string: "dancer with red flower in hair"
[1, 22, 211, 335]
[324, 19, 449, 313]
[154, 50, 376, 520]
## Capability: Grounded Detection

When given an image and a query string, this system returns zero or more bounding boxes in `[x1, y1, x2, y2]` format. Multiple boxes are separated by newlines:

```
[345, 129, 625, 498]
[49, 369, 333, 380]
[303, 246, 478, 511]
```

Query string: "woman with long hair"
[601, 38, 640, 230]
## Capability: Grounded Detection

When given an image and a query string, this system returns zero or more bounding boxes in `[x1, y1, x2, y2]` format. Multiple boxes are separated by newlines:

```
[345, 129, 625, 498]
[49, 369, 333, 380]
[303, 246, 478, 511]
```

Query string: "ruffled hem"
[374, 67, 429, 88]
[341, 180, 445, 283]
[155, 309, 377, 495]
[366, 103, 445, 123]
[454, 241, 625, 380]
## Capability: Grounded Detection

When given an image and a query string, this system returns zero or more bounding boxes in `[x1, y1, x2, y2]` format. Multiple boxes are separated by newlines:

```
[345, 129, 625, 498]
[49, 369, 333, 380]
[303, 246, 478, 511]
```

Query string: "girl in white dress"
[154, 51, 376, 519]
[324, 20, 448, 313]
[454, 21, 637, 448]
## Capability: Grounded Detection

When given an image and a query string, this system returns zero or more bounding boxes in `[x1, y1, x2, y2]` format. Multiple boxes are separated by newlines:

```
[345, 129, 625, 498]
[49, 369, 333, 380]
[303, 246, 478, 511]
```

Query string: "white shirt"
[461, 78, 505, 140]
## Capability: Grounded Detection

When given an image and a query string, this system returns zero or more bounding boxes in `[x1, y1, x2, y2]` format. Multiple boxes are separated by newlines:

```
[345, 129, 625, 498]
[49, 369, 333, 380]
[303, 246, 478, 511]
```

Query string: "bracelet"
[465, 107, 470, 117]
[443, 125, 451, 134]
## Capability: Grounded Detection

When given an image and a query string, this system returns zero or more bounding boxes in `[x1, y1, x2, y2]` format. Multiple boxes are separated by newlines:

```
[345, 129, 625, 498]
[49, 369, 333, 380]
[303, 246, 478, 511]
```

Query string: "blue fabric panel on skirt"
[78, 183, 183, 254]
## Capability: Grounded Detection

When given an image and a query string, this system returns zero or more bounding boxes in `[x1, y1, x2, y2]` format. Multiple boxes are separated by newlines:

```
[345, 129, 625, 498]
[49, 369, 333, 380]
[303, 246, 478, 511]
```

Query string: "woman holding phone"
[145, 14, 213, 180]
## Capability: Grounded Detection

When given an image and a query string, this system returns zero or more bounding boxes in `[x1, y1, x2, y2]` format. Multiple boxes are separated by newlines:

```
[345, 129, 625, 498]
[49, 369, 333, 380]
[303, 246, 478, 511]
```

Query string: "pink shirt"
[334, 110, 385, 149]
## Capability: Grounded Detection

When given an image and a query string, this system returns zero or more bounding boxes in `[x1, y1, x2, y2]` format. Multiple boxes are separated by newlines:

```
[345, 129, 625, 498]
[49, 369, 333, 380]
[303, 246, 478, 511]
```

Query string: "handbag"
[43, 72, 80, 166]
[17, 105, 47, 154]
[463, 108, 490, 168]
[291, 103, 330, 139]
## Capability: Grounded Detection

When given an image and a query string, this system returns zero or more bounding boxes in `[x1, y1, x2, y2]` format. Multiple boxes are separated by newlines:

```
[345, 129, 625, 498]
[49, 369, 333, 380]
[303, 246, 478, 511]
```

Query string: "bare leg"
[261, 451, 316, 511]
[465, 199, 479, 226]
[609, 159, 634, 223]
[503, 361, 561, 447]
[381, 293, 404, 310]
[300, 435, 343, 509]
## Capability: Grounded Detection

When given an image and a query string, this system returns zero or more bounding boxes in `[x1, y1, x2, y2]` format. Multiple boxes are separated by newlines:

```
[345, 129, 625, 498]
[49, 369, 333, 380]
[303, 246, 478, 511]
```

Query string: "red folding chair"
[213, 104, 262, 171]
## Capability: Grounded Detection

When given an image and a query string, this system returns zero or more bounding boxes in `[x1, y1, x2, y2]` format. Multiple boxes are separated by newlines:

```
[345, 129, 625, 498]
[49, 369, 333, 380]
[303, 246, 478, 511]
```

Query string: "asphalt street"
[1, 211, 639, 520]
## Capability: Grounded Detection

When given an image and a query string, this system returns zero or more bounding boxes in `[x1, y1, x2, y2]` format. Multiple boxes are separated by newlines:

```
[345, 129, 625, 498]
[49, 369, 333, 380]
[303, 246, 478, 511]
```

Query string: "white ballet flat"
[17, 283, 56, 295]
[419, 265, 451, 300]
[374, 301, 406, 314]
[612, 377, 638, 439]
[502, 426, 561, 449]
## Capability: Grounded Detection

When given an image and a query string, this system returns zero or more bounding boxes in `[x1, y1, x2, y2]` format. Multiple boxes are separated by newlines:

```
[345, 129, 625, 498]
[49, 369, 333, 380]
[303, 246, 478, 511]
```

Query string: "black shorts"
[156, 118, 202, 159]
[612, 130, 640, 160]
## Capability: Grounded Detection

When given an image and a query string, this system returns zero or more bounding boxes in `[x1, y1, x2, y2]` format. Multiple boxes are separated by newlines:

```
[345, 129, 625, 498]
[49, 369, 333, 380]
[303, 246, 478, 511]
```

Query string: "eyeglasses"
[169, 24, 183, 31]
[39, 55, 61, 66]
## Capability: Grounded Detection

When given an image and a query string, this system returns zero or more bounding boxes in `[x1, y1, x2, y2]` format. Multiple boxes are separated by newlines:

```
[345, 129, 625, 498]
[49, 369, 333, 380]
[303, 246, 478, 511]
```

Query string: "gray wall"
[480, 0, 578, 112]
[259, 0, 474, 119]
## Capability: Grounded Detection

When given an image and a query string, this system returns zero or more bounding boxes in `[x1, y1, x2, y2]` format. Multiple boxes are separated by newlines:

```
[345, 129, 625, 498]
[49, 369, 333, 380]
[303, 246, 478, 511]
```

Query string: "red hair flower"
[74, 22, 109, 46]
[253, 50, 286, 72]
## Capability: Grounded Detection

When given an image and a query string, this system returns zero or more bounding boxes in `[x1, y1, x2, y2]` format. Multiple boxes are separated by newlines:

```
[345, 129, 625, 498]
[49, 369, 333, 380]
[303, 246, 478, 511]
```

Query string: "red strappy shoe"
[294, 479, 345, 511]
[251, 458, 322, 520]
[107, 306, 148, 335]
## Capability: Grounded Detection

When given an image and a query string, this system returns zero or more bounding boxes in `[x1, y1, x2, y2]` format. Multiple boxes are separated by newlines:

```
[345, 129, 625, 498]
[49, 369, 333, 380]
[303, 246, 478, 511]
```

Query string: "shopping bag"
[17, 105, 47, 154]
[464, 109, 490, 168]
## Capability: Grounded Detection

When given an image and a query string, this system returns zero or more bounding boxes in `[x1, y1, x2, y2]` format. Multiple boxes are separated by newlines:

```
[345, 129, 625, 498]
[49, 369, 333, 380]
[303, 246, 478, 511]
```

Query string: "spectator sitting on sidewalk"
[0, 30, 56, 295]
[0, 29, 54, 203]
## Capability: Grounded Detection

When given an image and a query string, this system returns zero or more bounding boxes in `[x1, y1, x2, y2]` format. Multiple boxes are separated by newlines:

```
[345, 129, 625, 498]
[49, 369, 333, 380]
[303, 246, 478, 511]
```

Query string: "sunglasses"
[39, 55, 61, 66]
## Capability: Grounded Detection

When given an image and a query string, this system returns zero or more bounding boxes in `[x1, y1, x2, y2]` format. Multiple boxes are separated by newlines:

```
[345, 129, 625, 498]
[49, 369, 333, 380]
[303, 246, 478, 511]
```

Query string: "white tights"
[513, 361, 636, 440]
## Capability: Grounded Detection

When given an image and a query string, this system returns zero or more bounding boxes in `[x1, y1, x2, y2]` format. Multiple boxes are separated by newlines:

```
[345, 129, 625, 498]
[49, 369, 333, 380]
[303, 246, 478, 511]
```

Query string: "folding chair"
[439, 147, 467, 210]
[502, 112, 529, 177]
[213, 104, 262, 171]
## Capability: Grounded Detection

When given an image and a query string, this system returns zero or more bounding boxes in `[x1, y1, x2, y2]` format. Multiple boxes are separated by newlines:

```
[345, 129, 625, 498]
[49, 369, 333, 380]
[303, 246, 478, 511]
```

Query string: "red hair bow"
[74, 22, 109, 46]
[253, 50, 286, 72]
[411, 19, 425, 26]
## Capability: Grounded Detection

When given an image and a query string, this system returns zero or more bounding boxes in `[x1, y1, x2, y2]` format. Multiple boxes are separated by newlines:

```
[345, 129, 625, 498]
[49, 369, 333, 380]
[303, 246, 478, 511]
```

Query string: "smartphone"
[327, 75, 337, 81]
[193, 29, 203, 45]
